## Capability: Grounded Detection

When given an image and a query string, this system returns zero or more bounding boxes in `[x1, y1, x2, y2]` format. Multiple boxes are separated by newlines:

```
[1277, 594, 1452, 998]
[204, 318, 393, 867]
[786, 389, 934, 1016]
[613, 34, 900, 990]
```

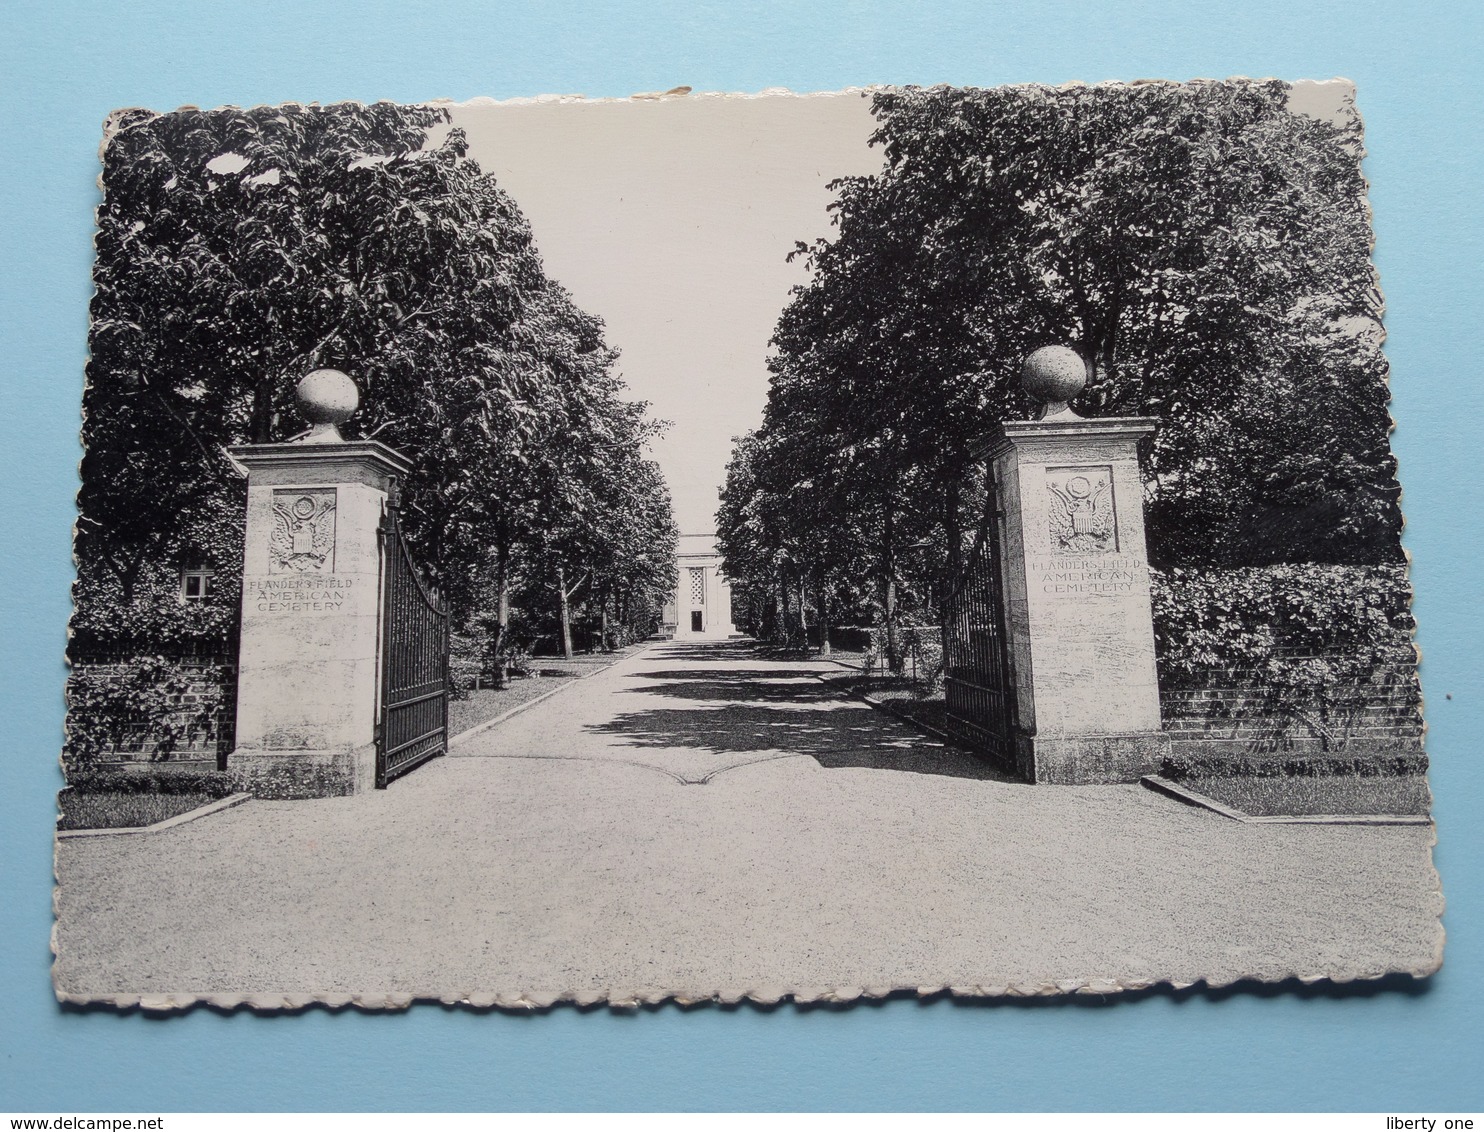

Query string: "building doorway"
[691, 610, 704, 633]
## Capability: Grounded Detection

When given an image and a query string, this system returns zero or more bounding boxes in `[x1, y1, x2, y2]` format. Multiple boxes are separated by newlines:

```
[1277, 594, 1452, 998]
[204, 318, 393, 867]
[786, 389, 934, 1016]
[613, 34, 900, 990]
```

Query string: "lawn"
[526, 641, 652, 677]
[448, 676, 576, 738]
[449, 643, 652, 738]
[1185, 773, 1432, 817]
[58, 791, 215, 831]
[824, 660, 1430, 817]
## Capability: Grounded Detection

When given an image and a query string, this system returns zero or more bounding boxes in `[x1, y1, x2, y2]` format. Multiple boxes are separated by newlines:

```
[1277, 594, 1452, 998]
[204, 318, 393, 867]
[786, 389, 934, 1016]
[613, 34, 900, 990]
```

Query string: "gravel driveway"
[53, 640, 1443, 1006]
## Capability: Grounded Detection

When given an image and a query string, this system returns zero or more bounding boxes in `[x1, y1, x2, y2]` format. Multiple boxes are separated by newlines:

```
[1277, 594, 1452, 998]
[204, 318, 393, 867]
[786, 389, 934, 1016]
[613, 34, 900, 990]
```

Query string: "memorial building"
[662, 534, 737, 639]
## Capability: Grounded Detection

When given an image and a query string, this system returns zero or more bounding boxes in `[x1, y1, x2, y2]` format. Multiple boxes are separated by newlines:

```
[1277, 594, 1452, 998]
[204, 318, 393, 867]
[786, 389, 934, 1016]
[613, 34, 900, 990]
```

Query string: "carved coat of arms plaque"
[1046, 466, 1116, 554]
[269, 488, 337, 573]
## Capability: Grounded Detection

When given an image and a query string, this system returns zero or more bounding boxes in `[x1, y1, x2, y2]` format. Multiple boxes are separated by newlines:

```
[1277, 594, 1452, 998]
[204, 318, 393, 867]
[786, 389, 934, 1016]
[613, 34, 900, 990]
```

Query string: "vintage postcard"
[55, 80, 1442, 1008]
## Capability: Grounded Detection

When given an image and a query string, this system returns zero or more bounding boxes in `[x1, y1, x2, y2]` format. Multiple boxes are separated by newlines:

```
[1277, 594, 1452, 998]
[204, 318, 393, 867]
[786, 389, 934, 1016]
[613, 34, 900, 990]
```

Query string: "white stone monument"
[663, 534, 737, 639]
[984, 346, 1169, 783]
[226, 370, 410, 797]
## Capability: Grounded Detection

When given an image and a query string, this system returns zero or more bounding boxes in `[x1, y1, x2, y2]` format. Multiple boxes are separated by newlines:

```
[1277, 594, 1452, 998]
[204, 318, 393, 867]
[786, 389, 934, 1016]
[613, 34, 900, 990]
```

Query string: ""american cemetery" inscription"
[1031, 555, 1149, 596]
[250, 574, 355, 614]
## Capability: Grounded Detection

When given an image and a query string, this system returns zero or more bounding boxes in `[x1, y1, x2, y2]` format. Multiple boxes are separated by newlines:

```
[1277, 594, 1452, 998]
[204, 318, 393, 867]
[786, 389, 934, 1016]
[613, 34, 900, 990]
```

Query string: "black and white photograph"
[54, 79, 1442, 1007]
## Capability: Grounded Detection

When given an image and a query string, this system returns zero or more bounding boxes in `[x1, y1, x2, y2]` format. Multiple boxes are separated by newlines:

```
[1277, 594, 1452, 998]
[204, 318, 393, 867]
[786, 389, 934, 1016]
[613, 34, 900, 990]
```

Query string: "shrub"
[1152, 563, 1415, 680]
[449, 630, 485, 697]
[602, 623, 634, 651]
[866, 624, 943, 687]
[826, 625, 874, 653]
[505, 646, 534, 679]
[915, 637, 946, 690]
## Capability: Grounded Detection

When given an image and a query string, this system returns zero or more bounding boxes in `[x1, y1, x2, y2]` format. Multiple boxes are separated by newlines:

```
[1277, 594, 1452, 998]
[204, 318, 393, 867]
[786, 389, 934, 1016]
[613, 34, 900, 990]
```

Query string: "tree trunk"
[884, 574, 901, 674]
[490, 537, 511, 688]
[773, 575, 788, 645]
[106, 550, 144, 607]
[250, 375, 276, 443]
[883, 509, 901, 674]
[941, 479, 963, 648]
[557, 565, 574, 660]
[818, 572, 831, 657]
[798, 576, 809, 648]
[102, 533, 160, 608]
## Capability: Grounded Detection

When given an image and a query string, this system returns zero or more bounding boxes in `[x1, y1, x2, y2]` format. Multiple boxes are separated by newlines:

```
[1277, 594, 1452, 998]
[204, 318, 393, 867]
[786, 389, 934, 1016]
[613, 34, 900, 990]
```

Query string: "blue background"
[2, 0, 1480, 1112]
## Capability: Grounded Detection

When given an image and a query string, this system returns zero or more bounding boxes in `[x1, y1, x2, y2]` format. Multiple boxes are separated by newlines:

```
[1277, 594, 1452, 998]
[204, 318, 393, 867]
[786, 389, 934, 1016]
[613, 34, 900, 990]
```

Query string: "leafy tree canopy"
[719, 80, 1402, 646]
[77, 100, 674, 659]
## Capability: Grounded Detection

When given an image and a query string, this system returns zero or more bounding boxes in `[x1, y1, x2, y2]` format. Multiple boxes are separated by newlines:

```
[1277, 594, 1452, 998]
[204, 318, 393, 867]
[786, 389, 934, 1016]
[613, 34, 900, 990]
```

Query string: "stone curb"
[448, 642, 655, 749]
[1140, 774, 1432, 826]
[55, 792, 253, 840]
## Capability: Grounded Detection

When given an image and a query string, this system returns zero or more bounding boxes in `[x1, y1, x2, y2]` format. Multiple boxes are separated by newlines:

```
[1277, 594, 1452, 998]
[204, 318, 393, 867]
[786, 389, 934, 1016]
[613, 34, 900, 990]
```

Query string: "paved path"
[54, 640, 1442, 1005]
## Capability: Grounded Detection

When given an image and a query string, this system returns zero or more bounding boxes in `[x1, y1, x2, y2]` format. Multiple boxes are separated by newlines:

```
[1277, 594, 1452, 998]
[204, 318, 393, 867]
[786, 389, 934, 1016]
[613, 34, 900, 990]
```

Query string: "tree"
[719, 80, 1401, 660]
[77, 100, 676, 674]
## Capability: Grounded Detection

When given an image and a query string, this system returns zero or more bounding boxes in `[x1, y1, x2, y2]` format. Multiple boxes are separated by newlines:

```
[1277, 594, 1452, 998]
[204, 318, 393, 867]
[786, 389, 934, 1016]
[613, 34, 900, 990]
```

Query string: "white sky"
[448, 80, 1350, 535]
[450, 92, 880, 535]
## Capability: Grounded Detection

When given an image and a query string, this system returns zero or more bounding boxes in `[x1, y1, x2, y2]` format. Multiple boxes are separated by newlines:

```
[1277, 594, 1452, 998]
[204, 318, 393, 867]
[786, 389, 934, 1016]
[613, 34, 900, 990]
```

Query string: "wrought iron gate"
[943, 487, 1018, 768]
[375, 500, 450, 788]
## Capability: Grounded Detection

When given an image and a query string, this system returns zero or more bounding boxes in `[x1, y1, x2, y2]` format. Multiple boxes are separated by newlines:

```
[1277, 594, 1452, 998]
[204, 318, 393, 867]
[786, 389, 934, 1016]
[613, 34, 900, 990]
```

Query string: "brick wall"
[1159, 661, 1423, 761]
[67, 652, 238, 767]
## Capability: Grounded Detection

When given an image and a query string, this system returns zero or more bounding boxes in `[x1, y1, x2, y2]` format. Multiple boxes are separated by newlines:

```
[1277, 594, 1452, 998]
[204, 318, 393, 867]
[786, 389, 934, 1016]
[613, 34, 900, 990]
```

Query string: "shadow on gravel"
[588, 702, 1017, 781]
[625, 669, 840, 704]
[597, 642, 1018, 780]
[643, 641, 759, 662]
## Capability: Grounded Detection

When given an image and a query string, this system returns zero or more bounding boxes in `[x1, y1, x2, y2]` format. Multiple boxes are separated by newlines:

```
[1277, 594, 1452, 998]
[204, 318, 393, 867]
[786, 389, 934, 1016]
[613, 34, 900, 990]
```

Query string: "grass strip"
[58, 791, 215, 831]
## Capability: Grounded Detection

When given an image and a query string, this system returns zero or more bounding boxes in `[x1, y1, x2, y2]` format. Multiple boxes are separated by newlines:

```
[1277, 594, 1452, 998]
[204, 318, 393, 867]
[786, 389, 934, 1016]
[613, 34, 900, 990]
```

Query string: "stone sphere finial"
[294, 368, 359, 444]
[1021, 346, 1088, 413]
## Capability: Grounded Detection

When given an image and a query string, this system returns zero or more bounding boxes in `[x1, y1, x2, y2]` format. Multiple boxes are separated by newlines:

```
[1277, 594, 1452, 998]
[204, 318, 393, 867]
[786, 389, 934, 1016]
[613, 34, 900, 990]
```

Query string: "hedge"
[1152, 563, 1415, 679]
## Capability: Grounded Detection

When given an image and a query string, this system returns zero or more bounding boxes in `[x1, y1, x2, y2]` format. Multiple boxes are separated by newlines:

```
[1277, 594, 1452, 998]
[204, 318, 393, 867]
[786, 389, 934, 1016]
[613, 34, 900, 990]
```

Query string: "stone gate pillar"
[983, 346, 1168, 784]
[226, 370, 411, 798]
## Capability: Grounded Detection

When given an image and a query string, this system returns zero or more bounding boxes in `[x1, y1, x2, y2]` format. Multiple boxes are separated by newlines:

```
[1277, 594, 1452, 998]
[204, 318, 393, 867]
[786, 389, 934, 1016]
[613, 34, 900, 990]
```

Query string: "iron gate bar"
[942, 480, 1018, 770]
[375, 500, 451, 788]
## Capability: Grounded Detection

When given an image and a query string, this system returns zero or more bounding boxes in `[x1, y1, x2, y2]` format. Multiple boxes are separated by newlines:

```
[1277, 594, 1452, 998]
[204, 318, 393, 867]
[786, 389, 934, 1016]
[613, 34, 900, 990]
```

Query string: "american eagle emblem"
[270, 491, 337, 573]
[1048, 472, 1114, 553]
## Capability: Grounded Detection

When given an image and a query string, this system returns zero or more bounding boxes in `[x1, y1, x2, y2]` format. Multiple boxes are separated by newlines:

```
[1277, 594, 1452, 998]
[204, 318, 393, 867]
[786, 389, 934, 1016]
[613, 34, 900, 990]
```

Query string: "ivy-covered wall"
[64, 652, 236, 771]
[1151, 563, 1422, 765]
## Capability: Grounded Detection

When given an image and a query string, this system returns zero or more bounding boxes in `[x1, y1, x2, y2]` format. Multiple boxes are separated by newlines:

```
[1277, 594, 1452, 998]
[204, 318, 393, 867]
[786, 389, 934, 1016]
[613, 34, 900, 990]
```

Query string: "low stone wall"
[1158, 662, 1423, 765]
[66, 652, 238, 768]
